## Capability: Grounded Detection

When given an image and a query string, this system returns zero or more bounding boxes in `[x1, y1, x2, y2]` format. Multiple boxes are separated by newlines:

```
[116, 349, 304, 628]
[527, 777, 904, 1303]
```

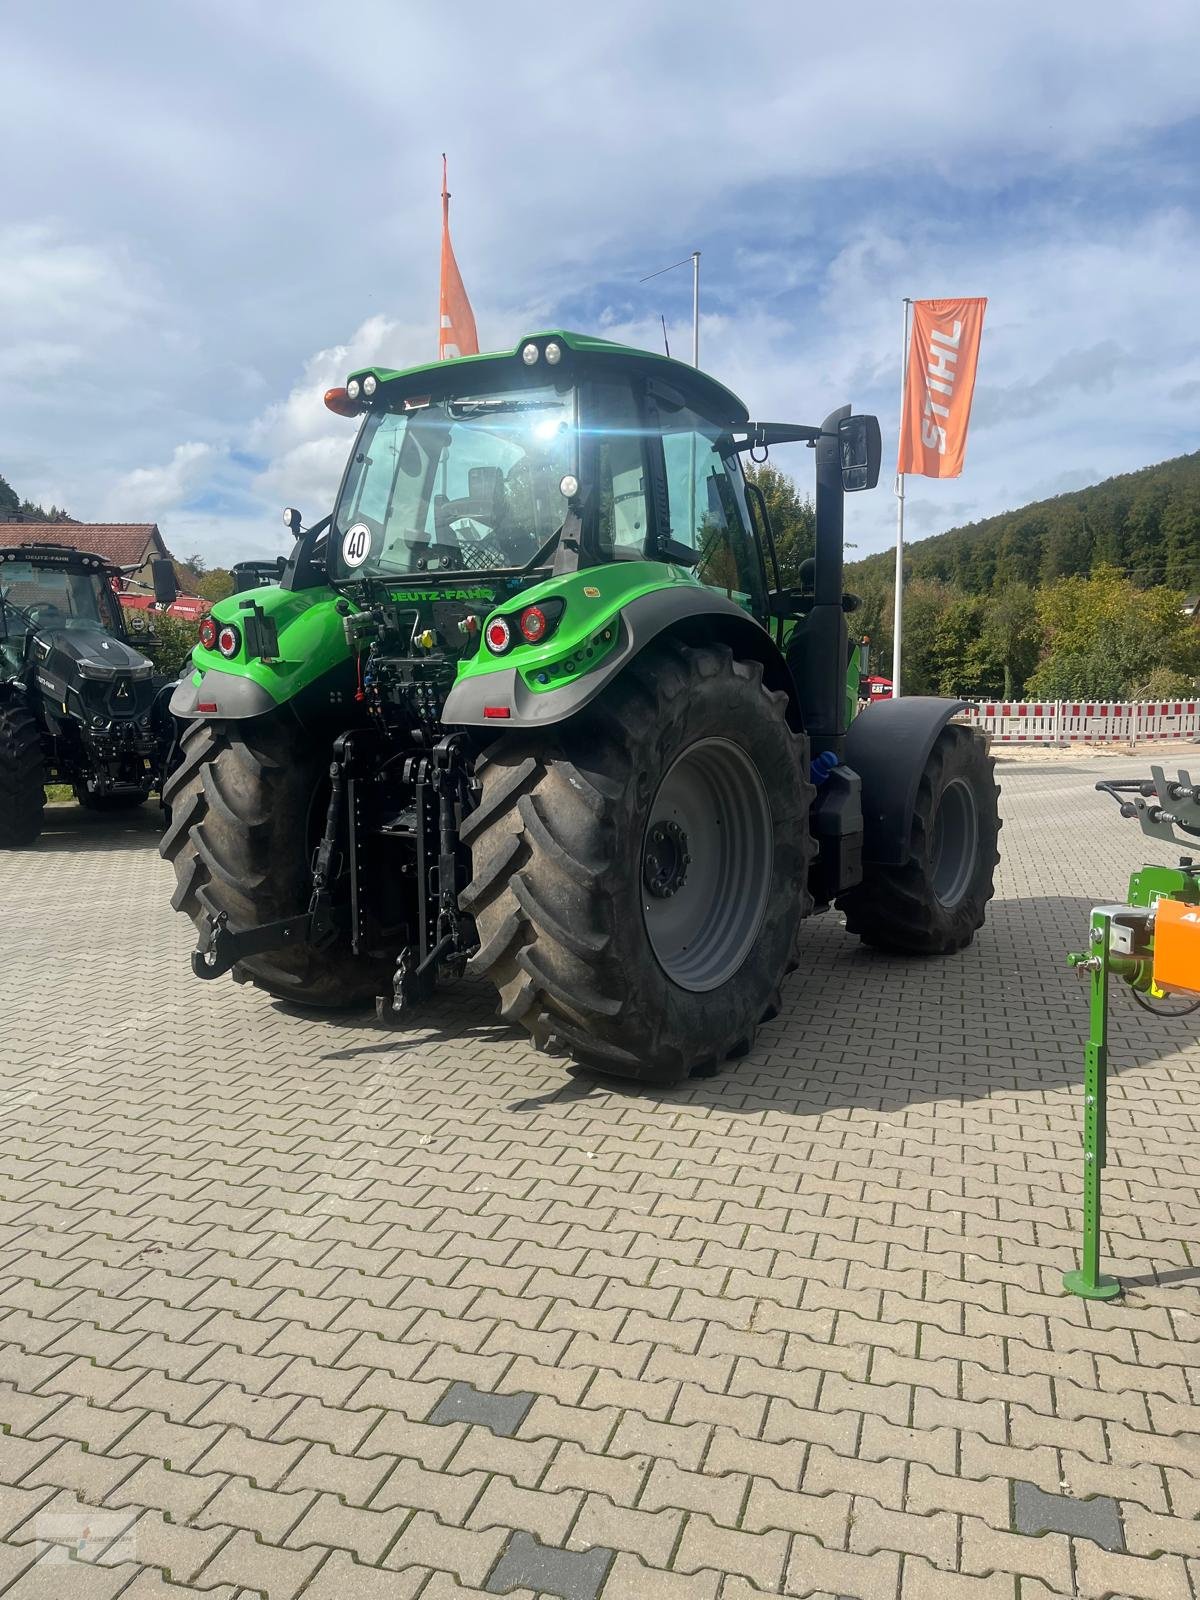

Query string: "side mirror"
[151, 558, 179, 606]
[283, 507, 303, 537]
[838, 414, 882, 492]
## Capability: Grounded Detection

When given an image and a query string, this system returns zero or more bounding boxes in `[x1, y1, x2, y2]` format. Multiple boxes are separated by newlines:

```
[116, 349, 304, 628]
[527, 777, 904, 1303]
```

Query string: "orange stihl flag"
[897, 297, 986, 477]
[439, 155, 479, 360]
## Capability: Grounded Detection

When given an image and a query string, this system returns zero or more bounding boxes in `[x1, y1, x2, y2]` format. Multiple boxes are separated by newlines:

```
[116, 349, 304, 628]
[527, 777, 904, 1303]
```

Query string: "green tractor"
[162, 331, 1000, 1083]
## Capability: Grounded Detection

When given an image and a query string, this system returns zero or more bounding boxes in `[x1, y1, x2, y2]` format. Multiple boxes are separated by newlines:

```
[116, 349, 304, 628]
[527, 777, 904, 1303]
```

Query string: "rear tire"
[0, 702, 46, 848]
[160, 716, 390, 1007]
[837, 722, 1000, 955]
[462, 640, 814, 1084]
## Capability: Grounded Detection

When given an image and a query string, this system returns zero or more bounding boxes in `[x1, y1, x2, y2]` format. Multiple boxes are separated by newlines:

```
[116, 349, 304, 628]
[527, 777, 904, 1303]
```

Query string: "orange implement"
[1152, 898, 1200, 996]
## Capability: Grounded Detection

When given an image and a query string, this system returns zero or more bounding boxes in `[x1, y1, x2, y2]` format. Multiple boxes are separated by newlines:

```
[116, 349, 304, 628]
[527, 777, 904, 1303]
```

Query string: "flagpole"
[893, 297, 912, 699]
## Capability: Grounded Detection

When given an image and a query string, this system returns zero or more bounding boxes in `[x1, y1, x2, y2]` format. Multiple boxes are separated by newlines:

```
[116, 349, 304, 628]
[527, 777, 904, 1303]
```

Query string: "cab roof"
[347, 329, 750, 427]
[0, 542, 118, 576]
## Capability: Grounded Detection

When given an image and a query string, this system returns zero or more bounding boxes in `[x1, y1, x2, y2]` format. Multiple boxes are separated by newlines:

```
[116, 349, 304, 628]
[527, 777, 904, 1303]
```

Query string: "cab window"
[588, 377, 650, 559]
[659, 404, 767, 617]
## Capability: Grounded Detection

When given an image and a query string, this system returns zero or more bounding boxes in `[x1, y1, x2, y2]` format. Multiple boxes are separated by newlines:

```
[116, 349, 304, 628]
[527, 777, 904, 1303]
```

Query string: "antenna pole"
[692, 251, 700, 368]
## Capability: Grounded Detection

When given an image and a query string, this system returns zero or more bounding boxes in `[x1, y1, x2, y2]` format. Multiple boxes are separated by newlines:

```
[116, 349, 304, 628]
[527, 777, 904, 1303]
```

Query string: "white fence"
[958, 700, 1200, 745]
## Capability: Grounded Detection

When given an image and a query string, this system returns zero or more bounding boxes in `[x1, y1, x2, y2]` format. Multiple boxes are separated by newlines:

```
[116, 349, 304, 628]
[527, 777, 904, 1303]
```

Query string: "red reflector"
[483, 706, 511, 719]
[198, 702, 218, 713]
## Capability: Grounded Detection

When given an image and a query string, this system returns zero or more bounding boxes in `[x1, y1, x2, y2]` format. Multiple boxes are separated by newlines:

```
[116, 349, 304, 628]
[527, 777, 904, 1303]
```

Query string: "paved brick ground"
[0, 756, 1197, 1599]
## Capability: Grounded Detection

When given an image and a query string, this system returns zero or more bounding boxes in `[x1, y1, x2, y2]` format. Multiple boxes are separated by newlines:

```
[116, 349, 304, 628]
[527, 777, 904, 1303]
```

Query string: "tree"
[977, 583, 1041, 698]
[194, 568, 234, 601]
[144, 614, 200, 678]
[744, 462, 815, 588]
[0, 472, 72, 523]
[1027, 567, 1200, 699]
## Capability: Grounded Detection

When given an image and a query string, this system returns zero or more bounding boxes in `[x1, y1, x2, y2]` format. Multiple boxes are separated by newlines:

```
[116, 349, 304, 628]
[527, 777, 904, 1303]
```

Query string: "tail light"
[485, 617, 513, 655]
[217, 624, 241, 659]
[198, 618, 218, 651]
[519, 605, 549, 643]
[485, 598, 565, 656]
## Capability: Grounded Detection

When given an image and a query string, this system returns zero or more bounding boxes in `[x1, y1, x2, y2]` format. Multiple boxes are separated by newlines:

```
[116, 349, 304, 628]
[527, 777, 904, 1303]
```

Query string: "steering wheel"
[437, 499, 502, 537]
[1, 592, 36, 626]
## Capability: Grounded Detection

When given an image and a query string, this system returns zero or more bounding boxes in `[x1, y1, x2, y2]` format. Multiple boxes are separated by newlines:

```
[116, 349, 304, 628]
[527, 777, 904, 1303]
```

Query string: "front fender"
[442, 584, 796, 729]
[844, 695, 966, 865]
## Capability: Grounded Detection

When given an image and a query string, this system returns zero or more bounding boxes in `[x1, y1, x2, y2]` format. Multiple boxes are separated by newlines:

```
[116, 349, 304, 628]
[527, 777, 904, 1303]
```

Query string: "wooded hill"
[845, 449, 1200, 596]
[749, 450, 1200, 700]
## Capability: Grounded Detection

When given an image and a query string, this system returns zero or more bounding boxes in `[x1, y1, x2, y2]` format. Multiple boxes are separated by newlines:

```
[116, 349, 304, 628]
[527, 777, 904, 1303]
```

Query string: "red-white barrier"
[959, 700, 1200, 745]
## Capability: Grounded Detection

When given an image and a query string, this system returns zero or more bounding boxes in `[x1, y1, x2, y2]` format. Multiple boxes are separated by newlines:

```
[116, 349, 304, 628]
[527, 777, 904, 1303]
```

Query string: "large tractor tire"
[160, 716, 390, 1007]
[837, 721, 1000, 955]
[0, 701, 46, 848]
[462, 640, 815, 1085]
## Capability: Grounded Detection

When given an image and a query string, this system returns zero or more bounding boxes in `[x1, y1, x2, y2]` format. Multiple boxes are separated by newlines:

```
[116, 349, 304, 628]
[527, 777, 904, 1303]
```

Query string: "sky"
[3, 1, 1199, 567]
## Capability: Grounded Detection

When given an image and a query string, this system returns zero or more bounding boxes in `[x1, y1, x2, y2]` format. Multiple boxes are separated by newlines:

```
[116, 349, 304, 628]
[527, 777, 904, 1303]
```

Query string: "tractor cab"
[0, 546, 130, 667]
[263, 331, 879, 754]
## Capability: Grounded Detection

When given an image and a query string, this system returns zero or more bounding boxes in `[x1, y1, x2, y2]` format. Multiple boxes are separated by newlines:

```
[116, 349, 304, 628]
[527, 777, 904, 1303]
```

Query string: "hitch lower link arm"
[190, 758, 347, 981]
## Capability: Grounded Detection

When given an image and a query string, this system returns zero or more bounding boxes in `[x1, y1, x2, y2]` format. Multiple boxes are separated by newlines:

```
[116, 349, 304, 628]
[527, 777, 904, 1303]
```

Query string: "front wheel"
[462, 640, 815, 1084]
[837, 721, 1000, 954]
[0, 702, 46, 848]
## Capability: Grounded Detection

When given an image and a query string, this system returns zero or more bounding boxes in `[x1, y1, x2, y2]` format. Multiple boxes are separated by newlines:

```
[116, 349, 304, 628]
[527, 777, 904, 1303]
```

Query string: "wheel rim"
[641, 737, 773, 992]
[931, 777, 979, 908]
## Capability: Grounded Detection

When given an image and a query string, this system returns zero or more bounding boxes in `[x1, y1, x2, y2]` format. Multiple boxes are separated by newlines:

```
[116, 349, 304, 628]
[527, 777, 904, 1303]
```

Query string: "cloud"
[247, 314, 427, 513]
[972, 341, 1130, 428]
[0, 1, 1198, 567]
[107, 442, 214, 520]
[0, 222, 150, 334]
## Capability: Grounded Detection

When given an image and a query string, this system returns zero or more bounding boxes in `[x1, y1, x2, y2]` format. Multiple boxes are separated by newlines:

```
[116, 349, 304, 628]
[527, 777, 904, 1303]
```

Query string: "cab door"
[644, 382, 770, 624]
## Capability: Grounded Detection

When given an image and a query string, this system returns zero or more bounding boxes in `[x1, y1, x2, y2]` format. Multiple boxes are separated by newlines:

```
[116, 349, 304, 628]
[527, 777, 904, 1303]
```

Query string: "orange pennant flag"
[439, 155, 479, 360]
[897, 297, 987, 478]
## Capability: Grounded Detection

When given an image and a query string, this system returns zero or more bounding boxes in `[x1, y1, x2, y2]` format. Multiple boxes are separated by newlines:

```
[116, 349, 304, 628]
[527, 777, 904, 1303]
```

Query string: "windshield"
[331, 383, 577, 580]
[0, 562, 122, 638]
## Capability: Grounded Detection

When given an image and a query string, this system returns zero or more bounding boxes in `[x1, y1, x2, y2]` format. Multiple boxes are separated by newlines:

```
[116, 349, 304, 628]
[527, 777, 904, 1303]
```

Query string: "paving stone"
[600, 1552, 720, 1599]
[426, 1380, 536, 1437]
[1071, 1542, 1194, 1600]
[3, 762, 1199, 1600]
[294, 1549, 427, 1598]
[1011, 1478, 1125, 1552]
[486, 1529, 614, 1600]
[197, 1526, 324, 1596]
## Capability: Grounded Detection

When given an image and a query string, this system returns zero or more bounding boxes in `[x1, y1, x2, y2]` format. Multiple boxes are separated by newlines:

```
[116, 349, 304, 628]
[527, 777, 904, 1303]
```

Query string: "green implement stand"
[1063, 908, 1123, 1301]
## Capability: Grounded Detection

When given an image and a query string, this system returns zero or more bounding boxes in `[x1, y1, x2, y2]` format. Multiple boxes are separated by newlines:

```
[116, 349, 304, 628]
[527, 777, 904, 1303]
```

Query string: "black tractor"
[0, 542, 181, 846]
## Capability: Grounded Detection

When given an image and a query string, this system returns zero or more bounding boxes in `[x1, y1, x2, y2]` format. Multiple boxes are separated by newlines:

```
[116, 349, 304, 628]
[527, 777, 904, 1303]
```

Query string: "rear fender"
[844, 695, 966, 866]
[441, 585, 800, 729]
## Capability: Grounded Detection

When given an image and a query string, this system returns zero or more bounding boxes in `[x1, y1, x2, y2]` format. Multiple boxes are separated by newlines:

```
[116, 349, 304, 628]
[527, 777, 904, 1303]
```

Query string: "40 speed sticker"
[341, 523, 372, 567]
